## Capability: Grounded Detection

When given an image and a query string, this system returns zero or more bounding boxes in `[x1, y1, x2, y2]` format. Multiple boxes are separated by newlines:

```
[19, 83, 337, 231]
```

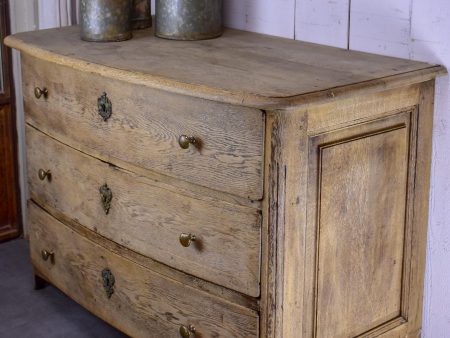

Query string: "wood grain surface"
[29, 202, 259, 338]
[22, 55, 264, 200]
[258, 82, 435, 338]
[306, 111, 418, 337]
[406, 81, 435, 336]
[10, 22, 442, 338]
[36, 201, 259, 311]
[316, 125, 408, 337]
[26, 125, 262, 297]
[5, 26, 444, 109]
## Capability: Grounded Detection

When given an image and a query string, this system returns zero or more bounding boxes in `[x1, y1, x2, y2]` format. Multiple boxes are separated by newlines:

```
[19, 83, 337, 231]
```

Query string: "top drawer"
[22, 55, 264, 200]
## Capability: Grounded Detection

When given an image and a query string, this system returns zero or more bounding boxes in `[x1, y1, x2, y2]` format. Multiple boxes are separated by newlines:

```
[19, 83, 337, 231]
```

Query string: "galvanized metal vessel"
[80, 0, 133, 42]
[132, 0, 152, 30]
[155, 0, 223, 40]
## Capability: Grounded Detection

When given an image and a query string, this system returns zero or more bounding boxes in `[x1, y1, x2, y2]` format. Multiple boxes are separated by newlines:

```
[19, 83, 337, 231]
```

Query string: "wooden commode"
[5, 26, 445, 338]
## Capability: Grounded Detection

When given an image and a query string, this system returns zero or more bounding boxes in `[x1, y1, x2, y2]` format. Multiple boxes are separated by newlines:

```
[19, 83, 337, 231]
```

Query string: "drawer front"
[28, 202, 259, 338]
[22, 55, 264, 200]
[27, 126, 261, 297]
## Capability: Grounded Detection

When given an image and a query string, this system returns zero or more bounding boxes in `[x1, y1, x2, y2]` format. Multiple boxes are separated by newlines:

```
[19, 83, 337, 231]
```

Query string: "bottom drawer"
[28, 202, 259, 338]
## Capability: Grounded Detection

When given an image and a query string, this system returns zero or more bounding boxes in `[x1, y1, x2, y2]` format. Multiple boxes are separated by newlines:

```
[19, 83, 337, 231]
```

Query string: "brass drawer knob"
[41, 249, 55, 264]
[179, 233, 196, 247]
[38, 169, 51, 181]
[34, 87, 48, 99]
[178, 135, 197, 149]
[179, 324, 196, 338]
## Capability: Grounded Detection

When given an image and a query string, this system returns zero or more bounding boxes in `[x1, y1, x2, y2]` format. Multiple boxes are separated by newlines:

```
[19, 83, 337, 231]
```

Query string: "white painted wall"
[9, 1, 449, 336]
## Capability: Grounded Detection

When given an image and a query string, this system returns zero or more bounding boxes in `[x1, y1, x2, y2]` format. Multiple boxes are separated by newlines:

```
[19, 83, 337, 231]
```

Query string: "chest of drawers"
[6, 26, 445, 338]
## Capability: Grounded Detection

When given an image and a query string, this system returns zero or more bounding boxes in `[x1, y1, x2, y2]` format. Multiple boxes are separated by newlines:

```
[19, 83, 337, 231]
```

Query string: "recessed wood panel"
[308, 111, 417, 337]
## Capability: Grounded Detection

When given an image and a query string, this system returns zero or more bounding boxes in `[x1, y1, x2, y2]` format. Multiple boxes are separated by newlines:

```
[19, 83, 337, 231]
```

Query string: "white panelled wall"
[10, 1, 449, 336]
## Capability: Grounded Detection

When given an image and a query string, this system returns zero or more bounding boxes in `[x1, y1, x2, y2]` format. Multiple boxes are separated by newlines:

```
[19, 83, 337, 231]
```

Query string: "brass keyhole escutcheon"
[178, 135, 197, 149]
[99, 183, 113, 215]
[38, 169, 51, 181]
[101, 268, 115, 299]
[97, 92, 112, 121]
[179, 324, 196, 338]
[179, 233, 196, 248]
[41, 249, 55, 264]
[34, 87, 48, 99]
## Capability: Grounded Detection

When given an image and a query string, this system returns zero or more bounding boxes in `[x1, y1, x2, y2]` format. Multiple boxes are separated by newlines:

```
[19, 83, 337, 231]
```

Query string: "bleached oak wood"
[26, 125, 261, 296]
[8, 26, 443, 338]
[36, 201, 259, 311]
[259, 83, 437, 337]
[4, 26, 444, 109]
[303, 108, 425, 338]
[406, 81, 435, 336]
[260, 109, 309, 338]
[311, 112, 413, 337]
[307, 84, 420, 133]
[23, 120, 260, 210]
[21, 55, 264, 200]
[29, 202, 259, 338]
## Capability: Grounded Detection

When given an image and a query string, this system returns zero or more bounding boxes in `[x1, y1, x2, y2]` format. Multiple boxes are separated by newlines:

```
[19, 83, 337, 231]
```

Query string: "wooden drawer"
[26, 125, 261, 297]
[22, 55, 264, 200]
[28, 202, 259, 338]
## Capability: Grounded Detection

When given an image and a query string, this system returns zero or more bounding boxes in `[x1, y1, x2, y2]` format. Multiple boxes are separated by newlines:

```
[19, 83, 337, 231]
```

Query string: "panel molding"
[304, 109, 419, 337]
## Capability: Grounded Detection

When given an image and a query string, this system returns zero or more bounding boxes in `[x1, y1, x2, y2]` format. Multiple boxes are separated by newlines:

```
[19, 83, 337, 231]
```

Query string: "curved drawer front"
[28, 203, 259, 338]
[22, 55, 264, 200]
[26, 126, 261, 297]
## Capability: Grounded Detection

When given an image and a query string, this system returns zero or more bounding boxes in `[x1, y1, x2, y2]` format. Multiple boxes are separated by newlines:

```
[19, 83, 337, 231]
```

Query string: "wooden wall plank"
[224, 0, 295, 38]
[349, 0, 412, 58]
[37, 0, 60, 29]
[410, 0, 450, 63]
[38, 0, 74, 29]
[295, 0, 349, 48]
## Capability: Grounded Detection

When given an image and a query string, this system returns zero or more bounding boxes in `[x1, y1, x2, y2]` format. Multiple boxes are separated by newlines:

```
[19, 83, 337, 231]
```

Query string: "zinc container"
[80, 0, 133, 42]
[155, 0, 223, 40]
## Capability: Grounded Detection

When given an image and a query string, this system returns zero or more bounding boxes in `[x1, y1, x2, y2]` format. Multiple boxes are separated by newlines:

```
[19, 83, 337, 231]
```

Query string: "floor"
[0, 239, 127, 338]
